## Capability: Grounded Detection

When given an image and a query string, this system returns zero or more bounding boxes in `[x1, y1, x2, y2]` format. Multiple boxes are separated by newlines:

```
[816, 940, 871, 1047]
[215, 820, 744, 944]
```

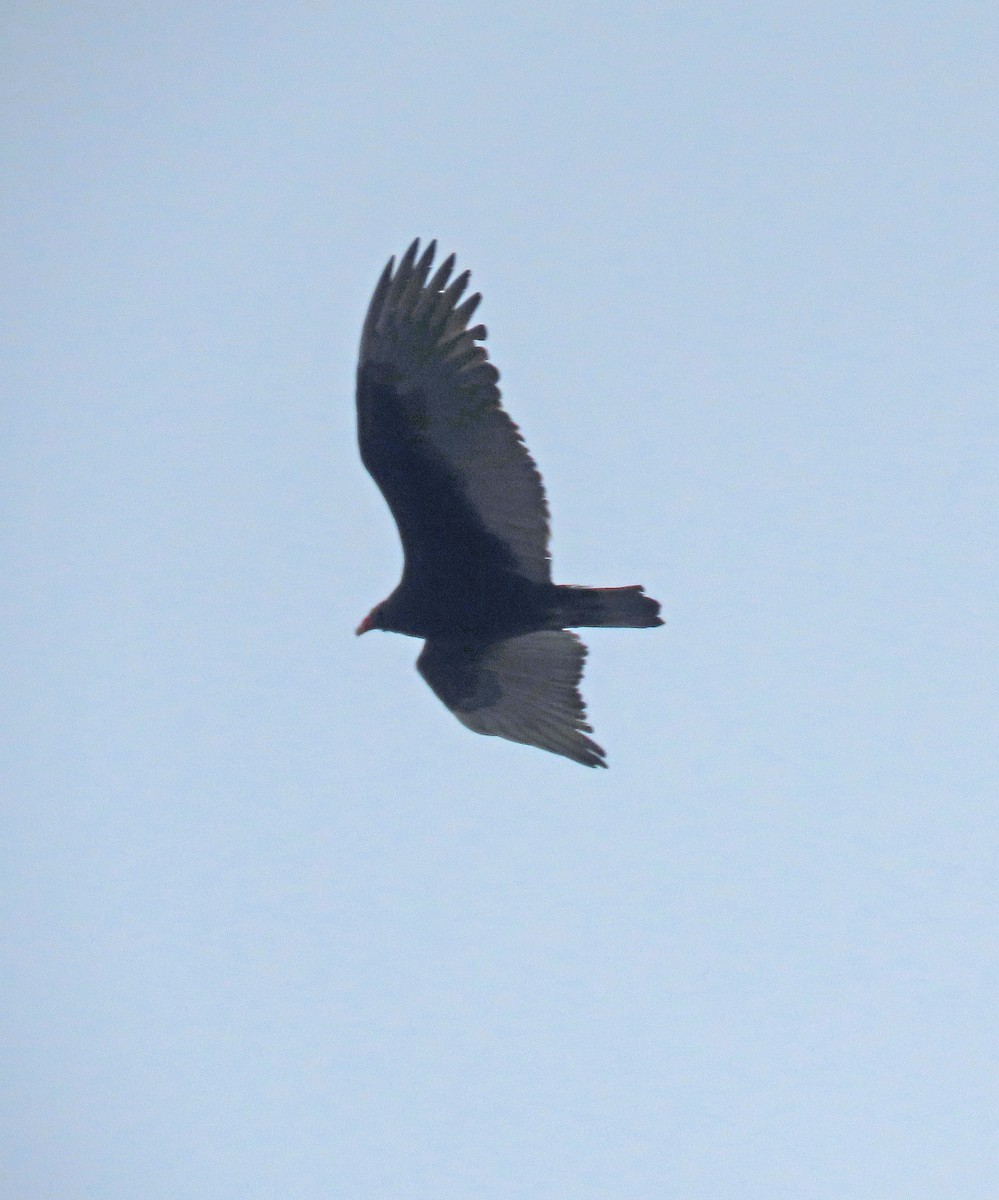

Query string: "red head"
[355, 605, 383, 636]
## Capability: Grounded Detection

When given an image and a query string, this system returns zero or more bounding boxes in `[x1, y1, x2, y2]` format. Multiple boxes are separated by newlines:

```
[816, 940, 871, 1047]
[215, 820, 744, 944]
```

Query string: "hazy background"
[3, 4, 997, 1197]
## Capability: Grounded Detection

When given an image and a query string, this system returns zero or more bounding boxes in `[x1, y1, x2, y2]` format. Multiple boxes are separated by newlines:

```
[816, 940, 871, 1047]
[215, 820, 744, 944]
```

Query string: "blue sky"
[3, 4, 997, 1197]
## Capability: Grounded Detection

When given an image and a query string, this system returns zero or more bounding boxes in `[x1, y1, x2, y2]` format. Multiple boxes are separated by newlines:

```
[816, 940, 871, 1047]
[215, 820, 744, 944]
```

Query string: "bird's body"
[355, 240, 663, 767]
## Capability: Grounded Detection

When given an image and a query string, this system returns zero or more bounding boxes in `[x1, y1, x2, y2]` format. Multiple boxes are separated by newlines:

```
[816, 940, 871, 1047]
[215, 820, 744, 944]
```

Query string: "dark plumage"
[355, 240, 663, 767]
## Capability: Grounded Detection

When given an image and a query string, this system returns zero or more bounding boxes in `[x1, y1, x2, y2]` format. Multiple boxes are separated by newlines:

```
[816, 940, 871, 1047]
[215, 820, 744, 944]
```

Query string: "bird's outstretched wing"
[417, 631, 607, 768]
[357, 239, 551, 587]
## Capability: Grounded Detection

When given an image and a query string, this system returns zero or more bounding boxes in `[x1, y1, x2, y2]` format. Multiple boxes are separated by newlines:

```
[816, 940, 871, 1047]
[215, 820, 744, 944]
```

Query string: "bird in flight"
[355, 240, 663, 767]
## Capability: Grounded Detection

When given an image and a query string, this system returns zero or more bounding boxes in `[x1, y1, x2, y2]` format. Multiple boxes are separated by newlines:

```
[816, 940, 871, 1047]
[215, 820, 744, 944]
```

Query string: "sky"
[3, 3, 998, 1197]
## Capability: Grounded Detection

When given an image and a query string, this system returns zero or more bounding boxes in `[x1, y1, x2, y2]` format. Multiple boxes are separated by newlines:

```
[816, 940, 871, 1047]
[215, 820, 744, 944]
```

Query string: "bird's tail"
[555, 584, 664, 629]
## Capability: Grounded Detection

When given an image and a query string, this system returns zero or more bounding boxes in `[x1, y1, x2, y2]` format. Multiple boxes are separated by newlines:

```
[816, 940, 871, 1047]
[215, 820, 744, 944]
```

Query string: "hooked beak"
[355, 613, 374, 636]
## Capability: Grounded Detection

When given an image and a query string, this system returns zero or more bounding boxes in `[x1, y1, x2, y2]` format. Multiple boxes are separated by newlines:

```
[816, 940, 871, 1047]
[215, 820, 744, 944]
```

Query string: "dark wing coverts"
[357, 240, 551, 585]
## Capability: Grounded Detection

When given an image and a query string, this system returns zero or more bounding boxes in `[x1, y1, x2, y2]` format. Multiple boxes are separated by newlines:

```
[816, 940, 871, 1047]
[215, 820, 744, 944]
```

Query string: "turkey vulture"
[355, 240, 663, 767]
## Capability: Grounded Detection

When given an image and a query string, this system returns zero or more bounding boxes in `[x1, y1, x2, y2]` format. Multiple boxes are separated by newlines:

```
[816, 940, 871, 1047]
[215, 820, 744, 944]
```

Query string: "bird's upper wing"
[417, 631, 607, 768]
[357, 240, 551, 586]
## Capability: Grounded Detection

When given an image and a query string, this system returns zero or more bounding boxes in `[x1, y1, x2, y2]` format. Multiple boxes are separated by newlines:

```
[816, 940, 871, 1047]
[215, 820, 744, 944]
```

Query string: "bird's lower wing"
[417, 631, 607, 768]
